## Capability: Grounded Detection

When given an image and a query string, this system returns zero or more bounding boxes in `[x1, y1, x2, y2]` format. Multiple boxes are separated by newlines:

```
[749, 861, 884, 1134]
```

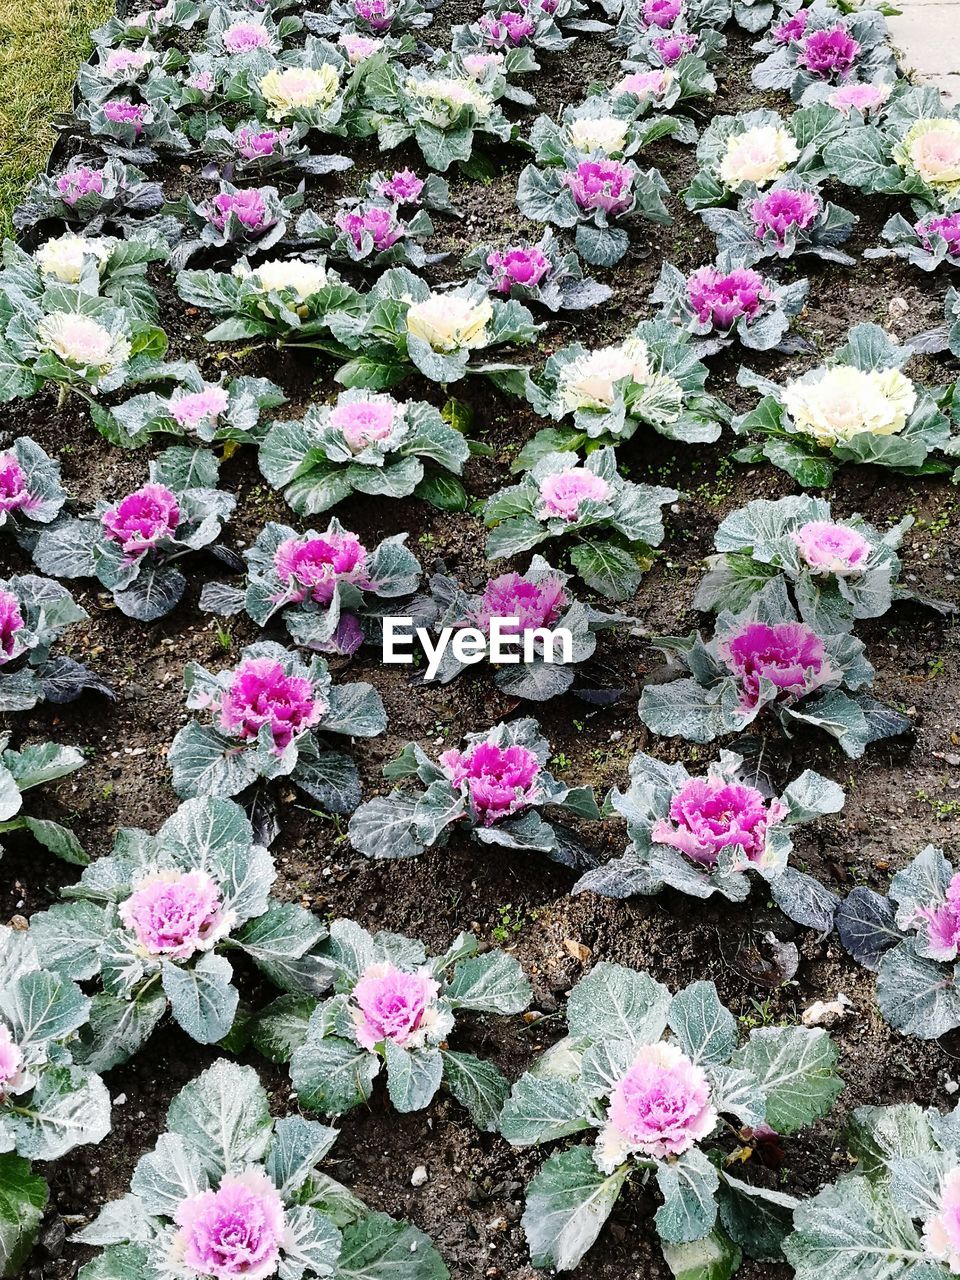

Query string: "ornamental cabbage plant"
[638, 577, 908, 759]
[694, 494, 912, 633]
[785, 1101, 960, 1280]
[361, 165, 458, 214]
[0, 736, 87, 866]
[612, 55, 717, 114]
[2, 233, 167, 323]
[201, 119, 353, 180]
[306, 0, 441, 36]
[166, 182, 304, 263]
[13, 158, 164, 235]
[283, 919, 530, 1128]
[327, 266, 541, 391]
[574, 750, 844, 930]
[483, 446, 678, 600]
[452, 9, 571, 59]
[168, 640, 386, 811]
[836, 845, 960, 1039]
[258, 389, 470, 513]
[650, 255, 809, 354]
[733, 322, 953, 485]
[28, 798, 337, 1071]
[521, 320, 728, 457]
[175, 254, 365, 344]
[699, 176, 857, 266]
[74, 93, 190, 158]
[223, 38, 354, 134]
[73, 1058, 451, 1280]
[0, 574, 109, 712]
[464, 227, 613, 312]
[296, 197, 438, 268]
[426, 555, 630, 700]
[866, 207, 960, 271]
[751, 6, 896, 105]
[684, 105, 842, 211]
[348, 717, 599, 863]
[500, 962, 843, 1273]
[0, 438, 66, 543]
[199, 518, 424, 655]
[527, 93, 697, 163]
[33, 447, 235, 622]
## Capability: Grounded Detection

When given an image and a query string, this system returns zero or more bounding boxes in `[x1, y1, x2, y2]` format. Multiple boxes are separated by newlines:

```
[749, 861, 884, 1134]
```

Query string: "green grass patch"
[0, 0, 113, 239]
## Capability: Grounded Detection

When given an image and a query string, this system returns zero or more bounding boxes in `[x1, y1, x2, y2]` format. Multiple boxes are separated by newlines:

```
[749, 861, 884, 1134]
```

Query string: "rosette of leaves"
[483, 447, 678, 600]
[306, 0, 441, 35]
[452, 11, 573, 56]
[823, 85, 960, 209]
[168, 640, 386, 811]
[637, 576, 908, 759]
[694, 494, 912, 633]
[73, 94, 190, 161]
[141, 50, 226, 118]
[751, 6, 896, 104]
[0, 438, 66, 544]
[865, 206, 960, 271]
[836, 845, 960, 1039]
[74, 41, 179, 103]
[699, 175, 857, 266]
[361, 166, 457, 214]
[0, 574, 110, 712]
[530, 92, 696, 161]
[328, 266, 541, 392]
[258, 389, 471, 514]
[650, 255, 809, 355]
[500, 961, 843, 1274]
[613, 53, 718, 114]
[91, 0, 202, 50]
[519, 320, 728, 461]
[463, 227, 613, 312]
[0, 736, 87, 866]
[426, 554, 630, 701]
[222, 38, 355, 135]
[33, 447, 235, 622]
[785, 1101, 960, 1280]
[516, 152, 671, 267]
[200, 518, 425, 654]
[13, 158, 164, 236]
[96, 363, 286, 448]
[1, 233, 165, 325]
[73, 1058, 450, 1280]
[355, 62, 514, 172]
[28, 798, 337, 1071]
[277, 920, 530, 1129]
[0, 926, 110, 1277]
[203, 3, 302, 57]
[614, 22, 727, 71]
[501, 0, 611, 34]
[201, 119, 353, 180]
[175, 254, 365, 344]
[573, 750, 844, 930]
[295, 199, 439, 268]
[348, 717, 599, 864]
[683, 104, 843, 211]
[733, 322, 953, 486]
[165, 182, 304, 266]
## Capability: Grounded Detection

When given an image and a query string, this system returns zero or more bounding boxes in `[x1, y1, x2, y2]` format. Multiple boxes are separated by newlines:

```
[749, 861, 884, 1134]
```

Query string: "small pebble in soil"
[411, 1165, 428, 1187]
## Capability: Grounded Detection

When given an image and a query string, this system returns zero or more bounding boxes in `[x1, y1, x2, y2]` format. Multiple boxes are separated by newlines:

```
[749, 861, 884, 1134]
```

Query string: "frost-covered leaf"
[566, 962, 671, 1045]
[730, 1027, 842, 1134]
[521, 1143, 629, 1272]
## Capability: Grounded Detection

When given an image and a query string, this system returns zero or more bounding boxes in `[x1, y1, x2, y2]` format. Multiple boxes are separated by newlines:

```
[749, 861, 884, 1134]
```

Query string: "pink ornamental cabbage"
[642, 0, 682, 27]
[174, 1169, 286, 1280]
[563, 160, 634, 216]
[104, 49, 150, 76]
[924, 1167, 960, 1273]
[170, 385, 230, 430]
[187, 70, 215, 93]
[119, 870, 227, 959]
[721, 620, 829, 710]
[222, 21, 271, 52]
[651, 32, 697, 63]
[439, 739, 542, 824]
[481, 11, 535, 44]
[353, 0, 394, 30]
[209, 188, 270, 233]
[686, 265, 770, 330]
[537, 467, 611, 520]
[0, 455, 35, 515]
[605, 1042, 717, 1159]
[651, 776, 788, 867]
[614, 69, 671, 99]
[0, 590, 24, 665]
[102, 484, 180, 558]
[916, 211, 960, 255]
[800, 26, 860, 79]
[341, 32, 382, 60]
[828, 81, 890, 114]
[916, 873, 960, 961]
[0, 1026, 23, 1097]
[101, 100, 148, 134]
[773, 10, 807, 42]
[750, 188, 821, 245]
[468, 571, 568, 636]
[336, 206, 403, 251]
[486, 246, 551, 293]
[56, 167, 105, 205]
[273, 531, 370, 604]
[218, 657, 324, 751]
[235, 126, 291, 160]
[350, 963, 440, 1049]
[378, 169, 424, 204]
[791, 520, 871, 574]
[329, 398, 397, 452]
